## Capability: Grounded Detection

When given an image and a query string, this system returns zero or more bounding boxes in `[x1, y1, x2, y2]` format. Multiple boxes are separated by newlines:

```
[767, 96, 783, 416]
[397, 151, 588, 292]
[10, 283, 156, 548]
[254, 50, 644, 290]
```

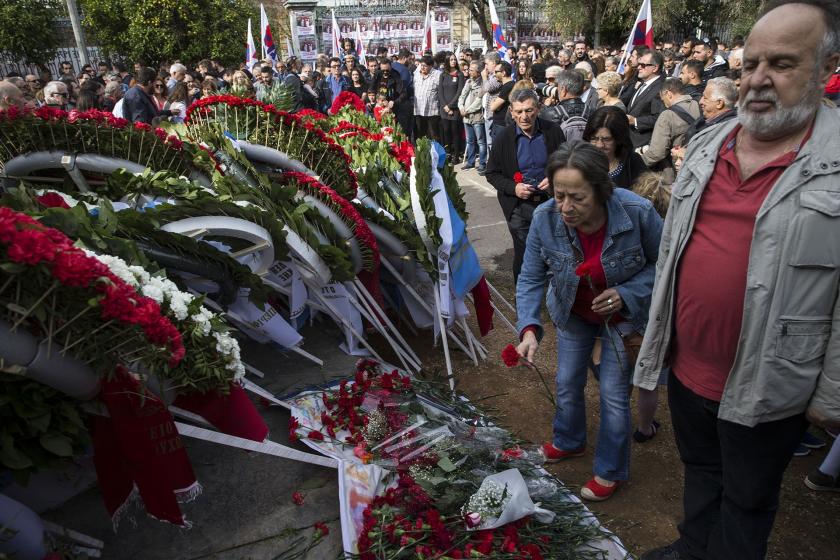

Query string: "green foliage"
[544, 0, 762, 46]
[0, 376, 89, 485]
[80, 0, 255, 67]
[0, 0, 62, 67]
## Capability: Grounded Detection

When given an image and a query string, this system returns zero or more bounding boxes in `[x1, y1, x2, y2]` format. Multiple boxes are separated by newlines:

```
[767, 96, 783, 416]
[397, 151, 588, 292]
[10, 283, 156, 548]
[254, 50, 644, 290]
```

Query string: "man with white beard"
[635, 1, 840, 559]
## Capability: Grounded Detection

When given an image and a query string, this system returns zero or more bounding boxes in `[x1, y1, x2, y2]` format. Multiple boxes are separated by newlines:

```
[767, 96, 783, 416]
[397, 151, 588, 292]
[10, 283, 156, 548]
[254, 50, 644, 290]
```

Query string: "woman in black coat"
[582, 106, 647, 192]
[437, 52, 466, 161]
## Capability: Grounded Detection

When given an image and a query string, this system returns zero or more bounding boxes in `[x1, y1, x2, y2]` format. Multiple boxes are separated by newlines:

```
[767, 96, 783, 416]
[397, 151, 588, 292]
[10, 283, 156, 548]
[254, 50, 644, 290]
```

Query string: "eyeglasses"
[155, 84, 164, 88]
[55, 92, 69, 98]
[637, 62, 656, 68]
[26, 79, 39, 83]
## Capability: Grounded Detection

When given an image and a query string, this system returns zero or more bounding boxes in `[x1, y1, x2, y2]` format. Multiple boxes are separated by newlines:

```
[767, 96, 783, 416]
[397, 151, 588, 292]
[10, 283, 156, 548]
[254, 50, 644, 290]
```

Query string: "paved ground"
[5, 165, 513, 559]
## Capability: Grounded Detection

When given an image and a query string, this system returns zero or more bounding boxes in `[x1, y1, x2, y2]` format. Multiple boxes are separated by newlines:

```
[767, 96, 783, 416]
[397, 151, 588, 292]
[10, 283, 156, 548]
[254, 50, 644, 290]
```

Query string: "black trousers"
[415, 115, 440, 142]
[440, 118, 463, 160]
[396, 108, 413, 139]
[508, 202, 540, 283]
[668, 373, 807, 560]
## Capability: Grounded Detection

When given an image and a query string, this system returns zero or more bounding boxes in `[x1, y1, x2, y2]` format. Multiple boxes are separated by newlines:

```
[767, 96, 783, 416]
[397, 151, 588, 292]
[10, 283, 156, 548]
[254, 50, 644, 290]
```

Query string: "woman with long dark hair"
[348, 68, 367, 99]
[437, 52, 465, 161]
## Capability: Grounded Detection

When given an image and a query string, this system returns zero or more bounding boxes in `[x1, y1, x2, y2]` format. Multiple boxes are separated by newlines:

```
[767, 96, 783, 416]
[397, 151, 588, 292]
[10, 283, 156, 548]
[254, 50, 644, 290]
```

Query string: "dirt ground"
[412, 266, 840, 560]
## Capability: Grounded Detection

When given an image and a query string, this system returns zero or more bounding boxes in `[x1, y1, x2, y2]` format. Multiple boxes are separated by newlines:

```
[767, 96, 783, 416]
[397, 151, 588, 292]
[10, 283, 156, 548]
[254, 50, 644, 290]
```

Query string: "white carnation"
[141, 284, 165, 303]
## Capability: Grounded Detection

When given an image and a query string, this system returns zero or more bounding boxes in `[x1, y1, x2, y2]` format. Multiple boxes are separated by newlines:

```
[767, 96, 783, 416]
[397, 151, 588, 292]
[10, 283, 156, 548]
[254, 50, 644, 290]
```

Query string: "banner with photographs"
[322, 11, 451, 57]
[296, 11, 315, 36]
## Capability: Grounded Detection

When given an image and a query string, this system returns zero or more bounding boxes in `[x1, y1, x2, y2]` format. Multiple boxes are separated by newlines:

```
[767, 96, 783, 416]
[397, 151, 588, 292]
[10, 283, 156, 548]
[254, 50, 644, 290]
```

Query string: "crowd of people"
[0, 1, 839, 559]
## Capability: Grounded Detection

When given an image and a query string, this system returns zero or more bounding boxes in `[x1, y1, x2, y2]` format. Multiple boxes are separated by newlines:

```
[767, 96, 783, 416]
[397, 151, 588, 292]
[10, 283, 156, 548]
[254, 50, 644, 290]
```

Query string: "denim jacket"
[516, 188, 664, 339]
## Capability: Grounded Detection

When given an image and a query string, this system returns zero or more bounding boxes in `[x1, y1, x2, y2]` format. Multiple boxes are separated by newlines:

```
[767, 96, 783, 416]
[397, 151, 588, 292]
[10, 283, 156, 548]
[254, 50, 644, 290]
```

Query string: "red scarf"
[471, 276, 494, 336]
[174, 383, 268, 442]
[91, 367, 197, 527]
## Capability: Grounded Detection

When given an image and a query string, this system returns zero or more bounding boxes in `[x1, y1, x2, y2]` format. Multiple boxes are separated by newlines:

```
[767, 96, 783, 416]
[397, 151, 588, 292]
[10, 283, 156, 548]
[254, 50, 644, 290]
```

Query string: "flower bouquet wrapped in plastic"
[462, 469, 555, 531]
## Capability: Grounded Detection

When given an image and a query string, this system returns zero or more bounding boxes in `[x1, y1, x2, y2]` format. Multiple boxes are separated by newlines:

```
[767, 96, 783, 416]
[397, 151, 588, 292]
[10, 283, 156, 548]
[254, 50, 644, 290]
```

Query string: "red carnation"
[314, 521, 330, 537]
[501, 344, 521, 367]
[292, 491, 305, 506]
[513, 172, 524, 183]
[329, 91, 365, 115]
[575, 262, 592, 277]
[133, 121, 151, 132]
[36, 192, 70, 209]
[307, 430, 325, 441]
[289, 416, 300, 442]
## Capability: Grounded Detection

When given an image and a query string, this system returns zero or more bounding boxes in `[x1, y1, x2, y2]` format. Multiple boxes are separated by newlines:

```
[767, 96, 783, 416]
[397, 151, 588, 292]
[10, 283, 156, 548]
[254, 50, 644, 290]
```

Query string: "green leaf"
[39, 433, 74, 457]
[0, 262, 25, 274]
[0, 435, 33, 470]
[98, 198, 118, 235]
[437, 455, 457, 472]
[29, 412, 51, 433]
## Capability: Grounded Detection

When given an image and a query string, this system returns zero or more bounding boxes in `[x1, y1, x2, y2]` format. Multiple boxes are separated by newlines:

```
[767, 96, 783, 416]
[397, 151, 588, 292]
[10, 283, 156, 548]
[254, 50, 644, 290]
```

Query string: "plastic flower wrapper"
[462, 469, 555, 531]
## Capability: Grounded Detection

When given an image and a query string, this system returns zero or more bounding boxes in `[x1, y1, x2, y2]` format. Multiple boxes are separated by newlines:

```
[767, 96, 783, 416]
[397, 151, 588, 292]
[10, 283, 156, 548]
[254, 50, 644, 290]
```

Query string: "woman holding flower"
[515, 141, 663, 501]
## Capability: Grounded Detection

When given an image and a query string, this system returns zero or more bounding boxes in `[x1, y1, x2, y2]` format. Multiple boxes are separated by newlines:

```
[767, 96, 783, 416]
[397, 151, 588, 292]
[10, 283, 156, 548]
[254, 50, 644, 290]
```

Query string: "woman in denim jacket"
[515, 141, 663, 501]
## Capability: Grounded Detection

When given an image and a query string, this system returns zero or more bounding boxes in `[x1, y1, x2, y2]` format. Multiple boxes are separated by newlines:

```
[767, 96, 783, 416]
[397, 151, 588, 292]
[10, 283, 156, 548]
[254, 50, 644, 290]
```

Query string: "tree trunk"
[593, 1, 601, 47]
[468, 0, 493, 50]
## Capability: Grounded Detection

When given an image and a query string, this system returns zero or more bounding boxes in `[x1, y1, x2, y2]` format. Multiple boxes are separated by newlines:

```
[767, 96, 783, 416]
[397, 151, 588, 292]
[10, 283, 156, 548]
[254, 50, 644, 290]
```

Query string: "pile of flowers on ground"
[289, 360, 618, 559]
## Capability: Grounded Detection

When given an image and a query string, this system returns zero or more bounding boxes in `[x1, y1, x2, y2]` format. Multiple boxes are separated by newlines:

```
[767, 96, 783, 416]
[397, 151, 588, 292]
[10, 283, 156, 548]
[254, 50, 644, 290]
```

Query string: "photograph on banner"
[410, 16, 423, 32]
[296, 11, 315, 36]
[434, 9, 451, 29]
[300, 37, 318, 59]
[436, 31, 452, 51]
[339, 21, 353, 35]
[382, 20, 394, 39]
[411, 40, 423, 55]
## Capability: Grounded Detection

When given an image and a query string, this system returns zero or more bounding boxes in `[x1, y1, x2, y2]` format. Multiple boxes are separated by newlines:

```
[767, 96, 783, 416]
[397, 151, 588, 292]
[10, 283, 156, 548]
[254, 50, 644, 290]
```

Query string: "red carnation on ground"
[513, 172, 524, 183]
[289, 416, 300, 442]
[307, 430, 325, 441]
[314, 521, 330, 537]
[292, 491, 305, 506]
[501, 344, 521, 367]
[329, 91, 365, 115]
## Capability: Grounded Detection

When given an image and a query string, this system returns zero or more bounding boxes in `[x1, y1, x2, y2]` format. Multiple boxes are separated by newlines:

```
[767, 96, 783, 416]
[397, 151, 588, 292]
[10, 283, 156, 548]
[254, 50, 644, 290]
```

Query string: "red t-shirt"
[571, 223, 620, 325]
[671, 124, 812, 401]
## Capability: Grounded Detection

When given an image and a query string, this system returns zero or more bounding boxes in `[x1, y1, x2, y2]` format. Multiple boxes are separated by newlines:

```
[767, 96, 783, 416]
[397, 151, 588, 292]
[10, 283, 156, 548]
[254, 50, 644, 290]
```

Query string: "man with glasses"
[23, 75, 41, 93]
[317, 57, 350, 113]
[692, 39, 729, 85]
[43, 81, 70, 110]
[488, 61, 515, 143]
[626, 51, 665, 148]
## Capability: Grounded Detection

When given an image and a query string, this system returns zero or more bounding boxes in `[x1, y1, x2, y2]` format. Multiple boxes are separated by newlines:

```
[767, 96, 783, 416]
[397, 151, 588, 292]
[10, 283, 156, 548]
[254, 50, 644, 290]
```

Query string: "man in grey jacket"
[638, 2, 840, 559]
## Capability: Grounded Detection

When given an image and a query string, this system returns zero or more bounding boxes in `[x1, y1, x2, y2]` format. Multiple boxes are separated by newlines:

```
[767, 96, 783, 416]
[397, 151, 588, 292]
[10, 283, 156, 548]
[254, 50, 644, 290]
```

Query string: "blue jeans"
[484, 118, 493, 152]
[464, 121, 487, 168]
[554, 313, 632, 481]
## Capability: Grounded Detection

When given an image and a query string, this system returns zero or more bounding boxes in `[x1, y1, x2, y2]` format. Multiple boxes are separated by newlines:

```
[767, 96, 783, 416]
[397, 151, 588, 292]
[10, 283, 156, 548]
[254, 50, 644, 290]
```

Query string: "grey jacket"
[641, 95, 701, 169]
[633, 105, 840, 427]
[458, 77, 484, 125]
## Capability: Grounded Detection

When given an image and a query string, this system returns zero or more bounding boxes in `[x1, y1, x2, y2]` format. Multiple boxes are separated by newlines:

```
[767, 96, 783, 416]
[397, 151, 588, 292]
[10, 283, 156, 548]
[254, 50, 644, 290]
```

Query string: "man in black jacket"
[123, 67, 163, 124]
[486, 88, 566, 281]
[626, 50, 665, 148]
[369, 58, 408, 117]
